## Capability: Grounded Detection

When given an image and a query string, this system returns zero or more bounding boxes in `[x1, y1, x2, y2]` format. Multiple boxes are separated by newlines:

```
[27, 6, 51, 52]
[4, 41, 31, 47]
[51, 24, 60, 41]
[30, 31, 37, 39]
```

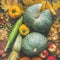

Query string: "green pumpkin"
[22, 32, 47, 56]
[23, 4, 53, 34]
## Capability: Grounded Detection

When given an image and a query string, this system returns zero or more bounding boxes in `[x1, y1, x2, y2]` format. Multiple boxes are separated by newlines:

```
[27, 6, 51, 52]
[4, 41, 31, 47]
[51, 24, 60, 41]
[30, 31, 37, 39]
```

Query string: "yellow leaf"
[53, 0, 60, 10]
[1, 0, 19, 11]
[23, 0, 44, 7]
[40, 1, 56, 15]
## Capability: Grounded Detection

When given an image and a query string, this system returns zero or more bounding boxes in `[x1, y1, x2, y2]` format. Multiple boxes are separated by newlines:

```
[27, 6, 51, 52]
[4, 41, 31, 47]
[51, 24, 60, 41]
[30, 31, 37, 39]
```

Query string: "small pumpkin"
[8, 5, 23, 19]
[20, 56, 31, 60]
[32, 56, 42, 60]
[22, 32, 47, 56]
[19, 24, 30, 36]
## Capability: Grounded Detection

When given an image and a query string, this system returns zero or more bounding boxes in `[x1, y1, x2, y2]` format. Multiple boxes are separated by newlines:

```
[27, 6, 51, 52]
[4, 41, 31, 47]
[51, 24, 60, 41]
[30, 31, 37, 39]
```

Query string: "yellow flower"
[19, 24, 30, 36]
[8, 5, 23, 19]
[53, 0, 60, 10]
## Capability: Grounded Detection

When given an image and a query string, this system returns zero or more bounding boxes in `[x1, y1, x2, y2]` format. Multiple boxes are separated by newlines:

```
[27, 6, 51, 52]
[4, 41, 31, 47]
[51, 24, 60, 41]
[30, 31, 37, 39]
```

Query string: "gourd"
[4, 16, 23, 52]
[8, 34, 22, 60]
[13, 34, 22, 52]
[23, 4, 53, 35]
[20, 56, 31, 60]
[32, 56, 42, 60]
[22, 32, 47, 56]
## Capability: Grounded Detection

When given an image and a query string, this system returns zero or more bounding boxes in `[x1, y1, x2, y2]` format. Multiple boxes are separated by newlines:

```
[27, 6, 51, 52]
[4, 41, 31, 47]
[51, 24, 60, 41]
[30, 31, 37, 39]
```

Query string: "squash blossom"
[19, 24, 30, 36]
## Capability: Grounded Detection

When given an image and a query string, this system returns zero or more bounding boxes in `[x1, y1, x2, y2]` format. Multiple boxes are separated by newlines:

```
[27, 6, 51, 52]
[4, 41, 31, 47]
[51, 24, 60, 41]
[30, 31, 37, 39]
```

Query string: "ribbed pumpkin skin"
[23, 4, 53, 34]
[22, 32, 47, 56]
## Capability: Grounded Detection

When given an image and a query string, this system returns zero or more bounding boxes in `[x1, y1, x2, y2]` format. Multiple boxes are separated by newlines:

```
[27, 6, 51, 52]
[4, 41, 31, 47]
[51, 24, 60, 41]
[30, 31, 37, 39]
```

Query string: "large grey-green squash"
[22, 32, 47, 56]
[23, 4, 53, 34]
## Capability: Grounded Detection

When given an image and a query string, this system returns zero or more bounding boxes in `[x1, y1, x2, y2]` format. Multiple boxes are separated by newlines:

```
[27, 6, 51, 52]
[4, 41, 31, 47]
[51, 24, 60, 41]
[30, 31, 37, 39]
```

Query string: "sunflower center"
[22, 30, 26, 33]
[12, 10, 16, 13]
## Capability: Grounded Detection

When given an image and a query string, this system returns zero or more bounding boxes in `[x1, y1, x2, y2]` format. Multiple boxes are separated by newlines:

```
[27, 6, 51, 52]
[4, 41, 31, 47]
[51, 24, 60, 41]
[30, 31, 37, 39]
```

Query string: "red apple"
[40, 50, 49, 59]
[47, 56, 56, 60]
[48, 43, 57, 53]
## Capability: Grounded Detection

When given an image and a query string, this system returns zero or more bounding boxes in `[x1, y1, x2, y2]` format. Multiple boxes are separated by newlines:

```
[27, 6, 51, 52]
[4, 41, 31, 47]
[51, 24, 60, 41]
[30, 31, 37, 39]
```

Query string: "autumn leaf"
[1, 0, 19, 11]
[52, 0, 60, 11]
[23, 0, 44, 7]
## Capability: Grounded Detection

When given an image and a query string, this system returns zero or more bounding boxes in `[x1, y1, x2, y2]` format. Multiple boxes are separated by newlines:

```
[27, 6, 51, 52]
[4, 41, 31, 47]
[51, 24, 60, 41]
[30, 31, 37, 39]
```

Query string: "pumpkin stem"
[34, 13, 39, 18]
[33, 48, 37, 52]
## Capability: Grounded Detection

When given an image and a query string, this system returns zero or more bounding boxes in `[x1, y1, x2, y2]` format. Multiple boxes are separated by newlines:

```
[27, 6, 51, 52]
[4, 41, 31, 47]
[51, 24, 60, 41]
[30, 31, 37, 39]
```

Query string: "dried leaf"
[1, 0, 19, 11]
[23, 0, 44, 7]
[47, 19, 60, 56]
[12, 0, 18, 5]
[40, 1, 56, 15]
[52, 0, 60, 10]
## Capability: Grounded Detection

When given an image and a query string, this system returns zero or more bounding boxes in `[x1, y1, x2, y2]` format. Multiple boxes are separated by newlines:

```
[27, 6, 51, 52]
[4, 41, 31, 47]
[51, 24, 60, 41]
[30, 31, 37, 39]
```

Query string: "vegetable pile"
[0, 0, 60, 60]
